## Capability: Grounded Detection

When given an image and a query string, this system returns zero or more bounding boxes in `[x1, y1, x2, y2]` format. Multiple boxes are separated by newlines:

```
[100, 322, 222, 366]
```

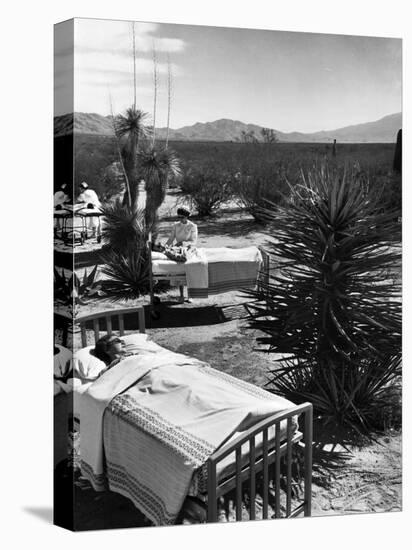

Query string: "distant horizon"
[56, 109, 401, 136]
[54, 19, 402, 133]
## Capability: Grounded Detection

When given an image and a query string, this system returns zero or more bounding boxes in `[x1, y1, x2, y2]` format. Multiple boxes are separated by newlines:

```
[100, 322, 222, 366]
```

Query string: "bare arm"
[165, 224, 176, 246]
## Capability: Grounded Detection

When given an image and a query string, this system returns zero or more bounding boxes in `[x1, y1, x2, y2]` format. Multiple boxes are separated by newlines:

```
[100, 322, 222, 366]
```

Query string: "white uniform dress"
[54, 190, 69, 231]
[166, 220, 198, 246]
[77, 188, 101, 234]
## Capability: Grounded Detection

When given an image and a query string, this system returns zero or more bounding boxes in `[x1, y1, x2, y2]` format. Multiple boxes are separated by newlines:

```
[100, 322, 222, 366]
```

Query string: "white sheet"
[78, 342, 297, 524]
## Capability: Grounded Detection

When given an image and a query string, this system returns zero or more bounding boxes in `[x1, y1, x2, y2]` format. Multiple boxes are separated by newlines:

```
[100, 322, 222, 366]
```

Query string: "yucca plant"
[100, 199, 146, 250]
[246, 163, 401, 436]
[114, 106, 151, 207]
[99, 245, 151, 301]
[99, 197, 152, 301]
[138, 144, 182, 230]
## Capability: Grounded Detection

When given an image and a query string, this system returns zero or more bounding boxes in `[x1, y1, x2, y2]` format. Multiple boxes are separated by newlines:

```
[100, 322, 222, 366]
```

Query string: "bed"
[54, 344, 73, 468]
[54, 204, 103, 245]
[72, 307, 312, 525]
[149, 245, 270, 305]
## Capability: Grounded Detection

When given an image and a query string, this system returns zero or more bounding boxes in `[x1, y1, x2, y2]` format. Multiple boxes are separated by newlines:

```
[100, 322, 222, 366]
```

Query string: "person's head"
[79, 182, 89, 192]
[93, 334, 126, 365]
[60, 183, 67, 192]
[177, 207, 190, 223]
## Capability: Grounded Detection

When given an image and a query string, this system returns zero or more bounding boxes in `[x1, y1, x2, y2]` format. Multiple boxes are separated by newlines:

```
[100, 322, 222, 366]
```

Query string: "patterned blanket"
[191, 246, 263, 298]
[79, 348, 296, 525]
[151, 246, 263, 298]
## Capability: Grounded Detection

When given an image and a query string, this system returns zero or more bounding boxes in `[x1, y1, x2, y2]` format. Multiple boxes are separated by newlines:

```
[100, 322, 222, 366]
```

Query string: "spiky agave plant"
[100, 199, 146, 250]
[114, 106, 152, 206]
[138, 144, 181, 230]
[246, 163, 401, 435]
[54, 265, 101, 305]
[99, 197, 152, 301]
[99, 245, 151, 301]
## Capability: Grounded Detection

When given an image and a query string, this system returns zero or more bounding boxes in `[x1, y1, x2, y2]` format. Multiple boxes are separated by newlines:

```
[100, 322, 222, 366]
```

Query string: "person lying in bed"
[165, 207, 198, 247]
[93, 335, 134, 369]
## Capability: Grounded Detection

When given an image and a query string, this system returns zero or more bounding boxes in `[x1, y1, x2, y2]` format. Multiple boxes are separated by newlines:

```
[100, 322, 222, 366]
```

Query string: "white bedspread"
[79, 346, 296, 525]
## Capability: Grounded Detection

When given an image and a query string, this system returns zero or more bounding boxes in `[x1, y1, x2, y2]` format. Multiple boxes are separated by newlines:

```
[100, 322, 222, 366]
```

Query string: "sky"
[54, 18, 402, 133]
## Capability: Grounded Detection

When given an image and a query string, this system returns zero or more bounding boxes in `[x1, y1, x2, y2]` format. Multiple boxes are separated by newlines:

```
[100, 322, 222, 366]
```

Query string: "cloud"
[74, 19, 186, 55]
[69, 18, 185, 100]
[75, 55, 180, 77]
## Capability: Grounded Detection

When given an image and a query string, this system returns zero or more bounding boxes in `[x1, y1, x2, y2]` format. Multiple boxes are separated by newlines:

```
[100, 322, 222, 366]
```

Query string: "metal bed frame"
[147, 244, 271, 312]
[76, 306, 312, 523]
[54, 206, 103, 245]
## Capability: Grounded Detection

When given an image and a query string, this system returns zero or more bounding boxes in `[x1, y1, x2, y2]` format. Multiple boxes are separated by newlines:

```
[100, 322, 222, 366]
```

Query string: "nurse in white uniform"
[166, 207, 198, 247]
[54, 183, 69, 234]
[77, 181, 101, 238]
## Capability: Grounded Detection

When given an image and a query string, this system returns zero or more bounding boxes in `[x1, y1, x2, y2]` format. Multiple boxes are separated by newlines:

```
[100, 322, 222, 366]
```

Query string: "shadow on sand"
[146, 303, 226, 329]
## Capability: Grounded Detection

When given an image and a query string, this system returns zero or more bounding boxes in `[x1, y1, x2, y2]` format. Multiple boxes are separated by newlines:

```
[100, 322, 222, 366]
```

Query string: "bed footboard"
[206, 403, 312, 522]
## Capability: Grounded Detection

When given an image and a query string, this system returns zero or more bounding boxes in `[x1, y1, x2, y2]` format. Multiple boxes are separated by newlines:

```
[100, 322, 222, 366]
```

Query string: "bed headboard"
[77, 306, 146, 347]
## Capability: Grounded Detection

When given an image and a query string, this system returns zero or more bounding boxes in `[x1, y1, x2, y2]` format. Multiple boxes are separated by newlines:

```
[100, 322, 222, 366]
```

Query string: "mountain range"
[54, 111, 401, 143]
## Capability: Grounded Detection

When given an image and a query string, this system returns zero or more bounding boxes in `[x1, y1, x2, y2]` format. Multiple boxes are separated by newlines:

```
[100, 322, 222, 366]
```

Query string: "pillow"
[73, 346, 107, 381]
[54, 344, 73, 380]
[73, 333, 153, 381]
[151, 251, 168, 260]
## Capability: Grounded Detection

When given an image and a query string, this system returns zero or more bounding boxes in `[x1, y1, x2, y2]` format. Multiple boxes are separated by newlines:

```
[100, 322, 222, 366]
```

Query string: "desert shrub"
[230, 160, 291, 222]
[246, 163, 401, 436]
[73, 137, 399, 214]
[54, 265, 102, 305]
[101, 161, 126, 201]
[74, 137, 118, 197]
[99, 199, 151, 300]
[99, 245, 151, 301]
[180, 164, 233, 217]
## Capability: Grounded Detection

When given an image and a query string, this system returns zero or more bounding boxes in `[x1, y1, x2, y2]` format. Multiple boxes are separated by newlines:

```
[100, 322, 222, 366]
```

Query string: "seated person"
[76, 181, 102, 238]
[54, 184, 70, 234]
[76, 181, 101, 209]
[165, 207, 198, 247]
[54, 183, 70, 209]
[92, 334, 132, 369]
